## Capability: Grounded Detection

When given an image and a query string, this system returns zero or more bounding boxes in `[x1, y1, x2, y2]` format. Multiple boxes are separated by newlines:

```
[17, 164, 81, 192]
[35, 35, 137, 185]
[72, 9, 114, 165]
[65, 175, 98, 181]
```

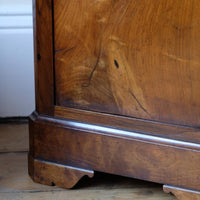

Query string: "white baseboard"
[0, 0, 35, 117]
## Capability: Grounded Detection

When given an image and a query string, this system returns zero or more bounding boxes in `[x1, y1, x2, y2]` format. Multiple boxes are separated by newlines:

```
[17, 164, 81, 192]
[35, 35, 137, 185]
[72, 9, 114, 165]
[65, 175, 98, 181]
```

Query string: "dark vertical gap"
[51, 0, 56, 106]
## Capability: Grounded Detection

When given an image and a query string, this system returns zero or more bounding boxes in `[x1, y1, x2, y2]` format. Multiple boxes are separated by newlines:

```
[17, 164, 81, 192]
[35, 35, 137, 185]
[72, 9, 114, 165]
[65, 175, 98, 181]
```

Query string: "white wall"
[0, 0, 35, 117]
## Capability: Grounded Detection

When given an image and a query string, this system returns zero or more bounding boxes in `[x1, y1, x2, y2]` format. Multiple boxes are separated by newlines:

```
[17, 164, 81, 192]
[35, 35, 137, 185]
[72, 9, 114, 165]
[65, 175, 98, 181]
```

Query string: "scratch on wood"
[174, 25, 192, 31]
[55, 48, 66, 53]
[55, 47, 75, 54]
[63, 47, 76, 55]
[163, 52, 200, 66]
[129, 90, 151, 117]
[82, 52, 101, 87]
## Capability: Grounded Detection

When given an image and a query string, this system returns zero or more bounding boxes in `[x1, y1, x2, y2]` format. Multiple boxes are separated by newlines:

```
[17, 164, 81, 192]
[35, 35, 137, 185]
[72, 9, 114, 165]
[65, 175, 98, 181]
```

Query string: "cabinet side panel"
[33, 0, 54, 115]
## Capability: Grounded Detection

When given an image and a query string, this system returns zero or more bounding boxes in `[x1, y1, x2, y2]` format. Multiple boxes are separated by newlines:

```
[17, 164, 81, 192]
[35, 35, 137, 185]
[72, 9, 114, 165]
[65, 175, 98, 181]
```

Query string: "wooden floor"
[0, 122, 176, 200]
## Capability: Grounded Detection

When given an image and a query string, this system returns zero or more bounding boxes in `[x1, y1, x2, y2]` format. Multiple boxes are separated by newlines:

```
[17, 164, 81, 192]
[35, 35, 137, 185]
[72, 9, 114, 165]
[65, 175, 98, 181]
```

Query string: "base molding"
[164, 185, 200, 200]
[29, 112, 200, 193]
[28, 154, 94, 189]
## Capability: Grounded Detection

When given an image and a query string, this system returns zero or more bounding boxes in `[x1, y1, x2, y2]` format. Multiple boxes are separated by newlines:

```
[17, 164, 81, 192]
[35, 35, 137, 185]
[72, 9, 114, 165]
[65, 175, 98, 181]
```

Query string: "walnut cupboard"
[29, 1, 200, 199]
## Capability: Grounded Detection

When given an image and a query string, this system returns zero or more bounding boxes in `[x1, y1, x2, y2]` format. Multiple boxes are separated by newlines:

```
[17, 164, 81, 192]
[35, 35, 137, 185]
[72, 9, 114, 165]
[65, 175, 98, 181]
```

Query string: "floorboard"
[0, 124, 28, 152]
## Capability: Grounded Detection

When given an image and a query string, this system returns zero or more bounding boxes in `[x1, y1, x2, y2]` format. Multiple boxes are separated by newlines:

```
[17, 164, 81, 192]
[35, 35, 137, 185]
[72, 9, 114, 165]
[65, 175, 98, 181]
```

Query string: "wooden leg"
[28, 154, 94, 189]
[164, 185, 200, 200]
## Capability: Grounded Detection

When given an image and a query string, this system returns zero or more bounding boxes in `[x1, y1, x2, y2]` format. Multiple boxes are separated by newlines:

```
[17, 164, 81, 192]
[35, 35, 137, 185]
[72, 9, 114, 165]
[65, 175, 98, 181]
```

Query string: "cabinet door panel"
[54, 0, 200, 127]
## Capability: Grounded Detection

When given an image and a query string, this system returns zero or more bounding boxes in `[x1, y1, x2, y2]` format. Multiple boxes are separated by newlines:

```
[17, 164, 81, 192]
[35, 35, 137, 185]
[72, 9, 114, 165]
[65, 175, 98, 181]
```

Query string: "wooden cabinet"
[29, 1, 200, 199]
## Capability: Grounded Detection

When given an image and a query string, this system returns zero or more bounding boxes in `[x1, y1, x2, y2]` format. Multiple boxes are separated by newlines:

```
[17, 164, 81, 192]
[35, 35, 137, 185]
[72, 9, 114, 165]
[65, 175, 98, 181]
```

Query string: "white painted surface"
[0, 0, 35, 117]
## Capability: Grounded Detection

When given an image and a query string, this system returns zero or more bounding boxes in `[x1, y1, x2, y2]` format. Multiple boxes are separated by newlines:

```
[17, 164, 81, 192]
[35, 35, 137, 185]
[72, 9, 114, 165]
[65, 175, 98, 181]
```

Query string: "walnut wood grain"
[54, 0, 200, 127]
[33, 0, 54, 115]
[0, 124, 176, 199]
[28, 154, 94, 189]
[29, 113, 200, 191]
[54, 106, 200, 144]
[0, 153, 176, 199]
[31, 0, 200, 197]
[164, 185, 200, 200]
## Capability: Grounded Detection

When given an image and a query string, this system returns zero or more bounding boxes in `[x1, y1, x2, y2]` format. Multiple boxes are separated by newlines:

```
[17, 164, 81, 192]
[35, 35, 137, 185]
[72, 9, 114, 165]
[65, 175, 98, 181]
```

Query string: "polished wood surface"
[29, 154, 94, 189]
[54, 0, 200, 127]
[31, 0, 200, 198]
[30, 112, 200, 192]
[0, 123, 176, 200]
[33, 0, 54, 115]
[55, 106, 200, 144]
[164, 185, 200, 200]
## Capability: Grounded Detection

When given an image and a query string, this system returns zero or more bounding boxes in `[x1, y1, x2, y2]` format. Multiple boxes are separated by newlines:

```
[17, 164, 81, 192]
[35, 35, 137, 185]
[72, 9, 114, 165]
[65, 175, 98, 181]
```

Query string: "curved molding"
[32, 111, 200, 152]
[29, 112, 200, 191]
[28, 154, 94, 189]
[164, 185, 200, 200]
